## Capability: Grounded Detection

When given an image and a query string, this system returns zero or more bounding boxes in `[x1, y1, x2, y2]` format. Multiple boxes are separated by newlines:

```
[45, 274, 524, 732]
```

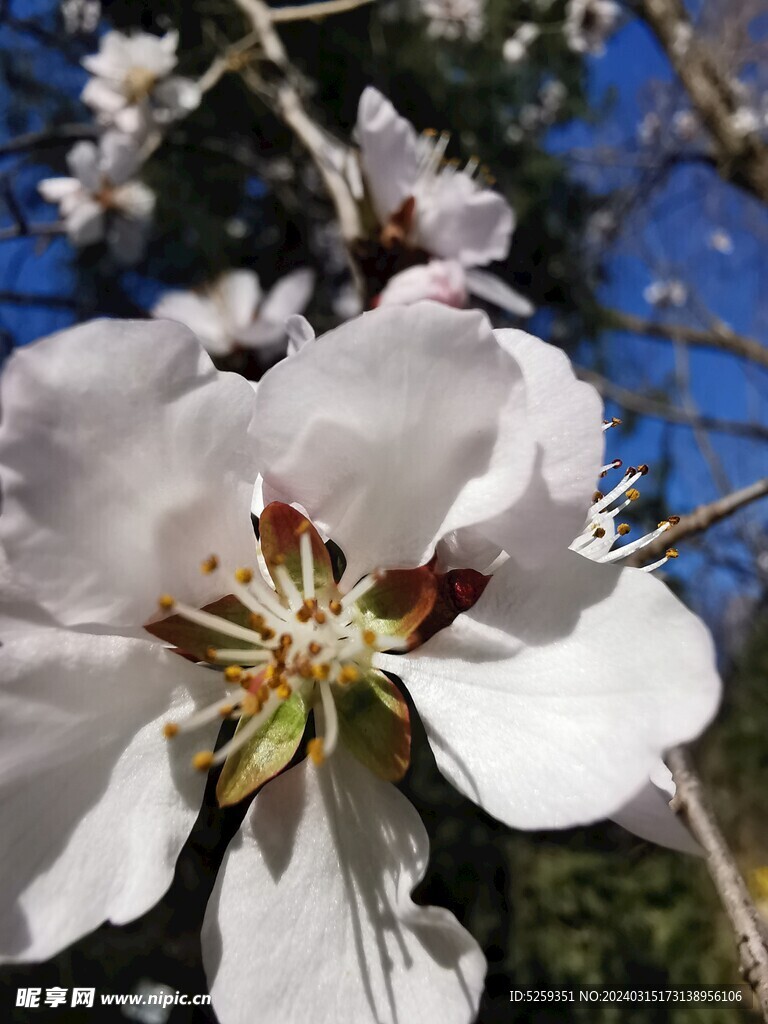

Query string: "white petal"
[112, 180, 155, 219]
[100, 131, 143, 184]
[153, 76, 201, 117]
[37, 177, 81, 203]
[285, 314, 315, 356]
[258, 268, 315, 325]
[380, 552, 721, 830]
[65, 198, 105, 247]
[202, 750, 485, 1024]
[214, 270, 262, 336]
[253, 303, 534, 585]
[611, 764, 700, 855]
[465, 329, 604, 571]
[416, 174, 514, 267]
[0, 617, 221, 963]
[0, 319, 260, 628]
[378, 260, 468, 308]
[357, 87, 419, 224]
[81, 77, 127, 115]
[66, 141, 101, 191]
[151, 291, 231, 354]
[106, 214, 150, 266]
[464, 268, 534, 316]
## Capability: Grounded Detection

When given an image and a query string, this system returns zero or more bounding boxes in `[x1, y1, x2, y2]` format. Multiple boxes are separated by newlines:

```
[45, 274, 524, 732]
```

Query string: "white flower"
[356, 87, 514, 267]
[564, 0, 620, 56]
[671, 109, 700, 141]
[377, 260, 534, 317]
[709, 229, 734, 255]
[643, 278, 688, 309]
[81, 29, 200, 137]
[38, 134, 155, 263]
[0, 307, 719, 1020]
[151, 268, 315, 357]
[502, 23, 540, 64]
[730, 105, 760, 138]
[61, 0, 100, 35]
[419, 0, 486, 41]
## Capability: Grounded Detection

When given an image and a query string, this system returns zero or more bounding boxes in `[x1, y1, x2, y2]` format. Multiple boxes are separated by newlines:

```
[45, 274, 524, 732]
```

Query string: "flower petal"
[611, 762, 700, 854]
[464, 268, 534, 316]
[0, 319, 260, 629]
[259, 501, 335, 599]
[380, 551, 721, 829]
[214, 270, 261, 336]
[0, 616, 221, 963]
[202, 749, 485, 1024]
[66, 141, 101, 190]
[216, 688, 311, 806]
[253, 303, 534, 585]
[357, 87, 419, 224]
[151, 290, 230, 354]
[354, 566, 436, 640]
[65, 198, 105, 247]
[415, 174, 514, 266]
[336, 669, 411, 781]
[258, 267, 315, 326]
[146, 594, 255, 660]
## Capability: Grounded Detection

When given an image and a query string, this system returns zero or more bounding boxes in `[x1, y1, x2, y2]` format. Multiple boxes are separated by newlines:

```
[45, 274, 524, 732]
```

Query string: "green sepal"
[335, 669, 411, 782]
[354, 567, 436, 640]
[259, 501, 336, 599]
[145, 595, 253, 660]
[216, 689, 311, 806]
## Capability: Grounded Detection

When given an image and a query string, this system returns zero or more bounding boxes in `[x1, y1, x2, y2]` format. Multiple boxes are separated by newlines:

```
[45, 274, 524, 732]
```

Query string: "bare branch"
[0, 123, 99, 159]
[667, 748, 768, 1020]
[635, 0, 768, 204]
[0, 221, 64, 242]
[0, 290, 77, 309]
[602, 307, 768, 371]
[577, 368, 768, 443]
[270, 0, 375, 22]
[627, 478, 768, 567]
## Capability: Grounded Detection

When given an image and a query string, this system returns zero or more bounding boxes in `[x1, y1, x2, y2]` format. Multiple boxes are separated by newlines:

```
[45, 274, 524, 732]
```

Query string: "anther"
[668, 515, 681, 525]
[311, 663, 330, 681]
[626, 488, 640, 501]
[192, 751, 214, 771]
[666, 547, 679, 559]
[200, 555, 219, 575]
[205, 646, 218, 661]
[308, 641, 322, 655]
[276, 681, 292, 700]
[241, 693, 262, 716]
[593, 527, 606, 538]
[307, 738, 325, 765]
[224, 665, 243, 683]
[163, 722, 179, 739]
[234, 567, 253, 584]
[338, 664, 360, 685]
[296, 604, 313, 623]
[362, 629, 377, 646]
[158, 594, 175, 611]
[638, 464, 649, 475]
[617, 523, 631, 536]
[329, 599, 343, 616]
[279, 634, 293, 649]
[593, 491, 604, 502]
[313, 609, 326, 624]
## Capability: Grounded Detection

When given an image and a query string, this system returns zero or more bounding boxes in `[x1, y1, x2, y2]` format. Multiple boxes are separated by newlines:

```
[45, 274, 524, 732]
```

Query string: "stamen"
[274, 565, 303, 612]
[340, 571, 382, 611]
[163, 600, 268, 646]
[299, 530, 315, 600]
[599, 459, 622, 477]
[598, 521, 673, 563]
[210, 648, 272, 666]
[193, 751, 215, 771]
[200, 554, 219, 574]
[210, 692, 280, 766]
[317, 679, 339, 757]
[602, 417, 622, 431]
[307, 737, 325, 765]
[172, 694, 245, 735]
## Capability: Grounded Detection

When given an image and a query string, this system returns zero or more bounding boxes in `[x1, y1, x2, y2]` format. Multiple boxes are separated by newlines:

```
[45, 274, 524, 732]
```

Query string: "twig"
[196, 30, 261, 94]
[578, 368, 768, 443]
[232, 0, 362, 246]
[667, 747, 768, 1020]
[626, 478, 768, 567]
[0, 221, 64, 242]
[603, 307, 768, 371]
[270, 0, 375, 22]
[0, 123, 99, 158]
[0, 290, 77, 309]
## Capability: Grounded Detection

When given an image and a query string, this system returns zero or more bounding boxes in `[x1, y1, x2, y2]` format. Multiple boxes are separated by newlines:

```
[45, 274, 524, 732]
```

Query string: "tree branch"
[635, 0, 768, 204]
[0, 290, 78, 309]
[626, 477, 768, 567]
[0, 123, 99, 158]
[602, 307, 768, 371]
[270, 0, 375, 22]
[577, 368, 768, 443]
[667, 747, 768, 1020]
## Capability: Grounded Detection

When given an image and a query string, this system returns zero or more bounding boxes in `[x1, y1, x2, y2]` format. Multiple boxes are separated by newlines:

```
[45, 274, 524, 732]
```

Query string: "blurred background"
[1, 0, 767, 1020]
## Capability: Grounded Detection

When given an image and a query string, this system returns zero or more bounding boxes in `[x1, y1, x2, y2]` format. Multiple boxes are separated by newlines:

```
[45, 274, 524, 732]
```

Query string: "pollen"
[276, 681, 292, 700]
[338, 664, 360, 685]
[192, 750, 215, 771]
[329, 599, 343, 616]
[617, 523, 631, 536]
[241, 693, 262, 716]
[205, 646, 218, 661]
[200, 554, 219, 574]
[593, 526, 606, 538]
[308, 641, 322, 655]
[163, 722, 179, 739]
[224, 665, 243, 682]
[158, 594, 175, 611]
[307, 737, 325, 765]
[666, 547, 679, 559]
[311, 662, 330, 681]
[625, 488, 640, 501]
[362, 629, 377, 646]
[234, 567, 253, 584]
[295, 520, 311, 535]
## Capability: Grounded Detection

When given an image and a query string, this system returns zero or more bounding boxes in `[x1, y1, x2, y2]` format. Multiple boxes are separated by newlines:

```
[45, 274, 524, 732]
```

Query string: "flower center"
[124, 66, 158, 103]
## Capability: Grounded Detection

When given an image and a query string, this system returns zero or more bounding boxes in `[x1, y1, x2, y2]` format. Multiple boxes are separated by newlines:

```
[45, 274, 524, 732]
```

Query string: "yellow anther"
[592, 491, 604, 503]
[308, 641, 322, 655]
[163, 722, 179, 739]
[219, 704, 235, 718]
[295, 519, 311, 535]
[192, 751, 214, 771]
[668, 515, 681, 525]
[276, 681, 292, 700]
[363, 629, 377, 647]
[313, 609, 326, 624]
[200, 554, 219, 575]
[666, 547, 679, 559]
[307, 737, 325, 765]
[205, 646, 218, 661]
[280, 633, 293, 649]
[241, 693, 262, 716]
[611, 417, 622, 427]
[593, 527, 606, 538]
[272, 554, 286, 566]
[329, 599, 343, 616]
[235, 567, 253, 584]
[249, 613, 265, 630]
[263, 664, 276, 681]
[617, 523, 631, 536]
[268, 671, 285, 689]
[311, 662, 330, 681]
[257, 683, 270, 703]
[296, 604, 313, 623]
[338, 664, 360, 685]
[423, 127, 437, 137]
[625, 488, 640, 501]
[224, 665, 243, 683]
[158, 594, 175, 611]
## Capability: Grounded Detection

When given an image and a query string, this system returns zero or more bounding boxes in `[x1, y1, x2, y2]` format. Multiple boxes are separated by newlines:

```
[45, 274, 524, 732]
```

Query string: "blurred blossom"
[332, 280, 364, 320]
[0, 307, 720, 1022]
[637, 111, 661, 146]
[643, 278, 688, 308]
[502, 23, 540, 65]
[419, 0, 485, 42]
[563, 0, 620, 56]
[81, 29, 200, 137]
[377, 260, 534, 317]
[38, 134, 154, 263]
[730, 105, 760, 138]
[356, 87, 514, 267]
[708, 228, 734, 255]
[670, 21, 692, 58]
[152, 268, 315, 357]
[60, 0, 100, 34]
[671, 109, 700, 141]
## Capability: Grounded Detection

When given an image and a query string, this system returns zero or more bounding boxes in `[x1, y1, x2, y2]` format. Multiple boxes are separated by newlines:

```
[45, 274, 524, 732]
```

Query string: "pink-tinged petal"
[216, 688, 311, 806]
[465, 329, 604, 571]
[0, 616, 221, 963]
[259, 501, 336, 599]
[377, 260, 469, 308]
[336, 669, 411, 781]
[379, 551, 721, 830]
[357, 87, 420, 224]
[253, 303, 535, 585]
[416, 175, 514, 266]
[0, 319, 260, 629]
[611, 762, 700, 854]
[202, 750, 485, 1024]
[151, 291, 230, 354]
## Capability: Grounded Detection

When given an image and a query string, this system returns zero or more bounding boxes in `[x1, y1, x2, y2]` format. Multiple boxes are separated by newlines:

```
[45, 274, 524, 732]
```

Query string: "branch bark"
[602, 307, 768, 371]
[577, 368, 768, 443]
[270, 0, 375, 22]
[668, 747, 768, 1020]
[626, 477, 768, 567]
[636, 0, 768, 204]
